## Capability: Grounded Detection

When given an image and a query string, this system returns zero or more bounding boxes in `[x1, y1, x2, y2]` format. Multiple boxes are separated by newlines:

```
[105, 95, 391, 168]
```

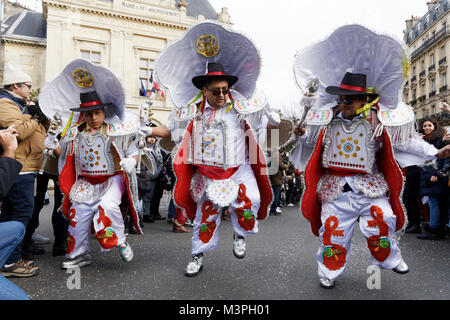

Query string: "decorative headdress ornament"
[294, 24, 410, 110]
[155, 22, 261, 107]
[39, 59, 126, 132]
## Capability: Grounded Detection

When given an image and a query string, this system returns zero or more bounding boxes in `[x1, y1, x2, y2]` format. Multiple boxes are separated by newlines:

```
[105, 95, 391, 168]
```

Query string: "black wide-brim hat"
[70, 91, 114, 113]
[325, 72, 378, 97]
[192, 62, 238, 90]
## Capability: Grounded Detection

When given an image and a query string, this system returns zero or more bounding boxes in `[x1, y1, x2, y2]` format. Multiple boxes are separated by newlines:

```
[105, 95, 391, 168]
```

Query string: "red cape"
[173, 120, 273, 221]
[301, 128, 405, 236]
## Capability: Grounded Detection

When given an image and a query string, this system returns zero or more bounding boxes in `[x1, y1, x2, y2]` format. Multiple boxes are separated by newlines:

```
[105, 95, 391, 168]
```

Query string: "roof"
[1, 10, 46, 42]
[176, 0, 217, 20]
[0, 0, 218, 43]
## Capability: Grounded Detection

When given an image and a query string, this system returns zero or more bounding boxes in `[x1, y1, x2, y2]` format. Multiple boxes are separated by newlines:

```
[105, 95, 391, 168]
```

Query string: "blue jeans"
[0, 173, 36, 264]
[270, 185, 281, 213]
[168, 198, 175, 220]
[0, 221, 30, 300]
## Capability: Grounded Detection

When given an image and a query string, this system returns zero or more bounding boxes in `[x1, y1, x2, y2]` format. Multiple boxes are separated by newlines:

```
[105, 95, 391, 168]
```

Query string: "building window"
[81, 50, 101, 65]
[421, 60, 425, 72]
[139, 58, 155, 93]
[442, 73, 447, 86]
[431, 105, 436, 115]
[431, 79, 436, 91]
[431, 54, 435, 65]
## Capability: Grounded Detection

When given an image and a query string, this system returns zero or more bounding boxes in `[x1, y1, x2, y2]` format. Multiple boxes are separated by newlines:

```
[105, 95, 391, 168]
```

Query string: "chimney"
[427, 1, 437, 11]
[406, 15, 420, 31]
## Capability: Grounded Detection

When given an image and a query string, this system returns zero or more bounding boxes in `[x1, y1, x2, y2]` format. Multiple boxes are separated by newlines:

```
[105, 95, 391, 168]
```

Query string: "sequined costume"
[39, 60, 143, 264]
[291, 25, 439, 283]
[154, 22, 275, 257]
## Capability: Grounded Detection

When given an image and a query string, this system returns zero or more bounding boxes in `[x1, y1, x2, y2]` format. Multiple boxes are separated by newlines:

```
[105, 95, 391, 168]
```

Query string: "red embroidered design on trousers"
[199, 201, 219, 244]
[322, 216, 347, 271]
[95, 205, 118, 249]
[67, 208, 77, 228]
[367, 206, 391, 262]
[234, 184, 255, 231]
[66, 232, 76, 254]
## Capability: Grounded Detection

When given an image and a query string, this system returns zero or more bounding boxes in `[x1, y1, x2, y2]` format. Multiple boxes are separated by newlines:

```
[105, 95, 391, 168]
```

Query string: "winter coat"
[419, 136, 449, 197]
[137, 142, 163, 193]
[0, 157, 22, 200]
[0, 90, 46, 172]
[269, 152, 288, 186]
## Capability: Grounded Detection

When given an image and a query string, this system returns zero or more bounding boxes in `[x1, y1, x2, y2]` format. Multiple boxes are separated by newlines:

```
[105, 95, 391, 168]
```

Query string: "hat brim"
[69, 103, 114, 113]
[192, 75, 238, 90]
[325, 86, 378, 97]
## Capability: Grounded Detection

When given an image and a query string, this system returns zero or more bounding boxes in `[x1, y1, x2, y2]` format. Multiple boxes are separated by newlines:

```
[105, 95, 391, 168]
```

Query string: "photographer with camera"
[0, 126, 30, 299]
[0, 63, 46, 278]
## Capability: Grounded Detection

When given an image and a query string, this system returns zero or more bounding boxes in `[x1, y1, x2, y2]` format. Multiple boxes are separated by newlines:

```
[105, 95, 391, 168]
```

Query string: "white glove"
[264, 107, 281, 126]
[300, 95, 317, 108]
[139, 126, 153, 137]
[44, 135, 59, 150]
[120, 157, 137, 174]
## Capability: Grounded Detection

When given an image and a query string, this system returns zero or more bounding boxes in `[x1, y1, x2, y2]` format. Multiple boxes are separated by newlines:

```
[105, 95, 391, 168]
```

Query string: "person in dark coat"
[417, 118, 449, 240]
[0, 126, 30, 299]
[403, 165, 423, 233]
[132, 136, 164, 232]
[269, 149, 288, 215]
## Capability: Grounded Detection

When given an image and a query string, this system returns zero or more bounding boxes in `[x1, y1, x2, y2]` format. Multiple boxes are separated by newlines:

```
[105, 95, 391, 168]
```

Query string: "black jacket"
[0, 157, 22, 200]
[420, 137, 449, 197]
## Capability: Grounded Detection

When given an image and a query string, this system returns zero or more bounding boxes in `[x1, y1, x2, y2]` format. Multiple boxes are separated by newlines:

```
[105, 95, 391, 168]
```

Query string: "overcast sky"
[209, 0, 431, 108]
[17, 0, 433, 107]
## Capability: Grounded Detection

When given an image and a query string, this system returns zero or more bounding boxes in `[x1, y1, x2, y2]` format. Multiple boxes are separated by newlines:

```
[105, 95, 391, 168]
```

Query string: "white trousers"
[317, 191, 403, 280]
[66, 174, 127, 259]
[191, 164, 261, 255]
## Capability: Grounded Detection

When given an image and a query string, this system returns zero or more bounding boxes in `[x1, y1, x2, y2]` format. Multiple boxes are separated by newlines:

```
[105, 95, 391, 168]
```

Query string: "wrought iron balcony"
[440, 85, 448, 92]
[410, 27, 450, 61]
[439, 56, 447, 65]
[429, 64, 436, 72]
[429, 90, 436, 98]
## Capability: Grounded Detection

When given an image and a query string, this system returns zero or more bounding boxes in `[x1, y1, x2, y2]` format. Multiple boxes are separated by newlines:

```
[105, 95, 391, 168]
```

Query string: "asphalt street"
[8, 192, 450, 301]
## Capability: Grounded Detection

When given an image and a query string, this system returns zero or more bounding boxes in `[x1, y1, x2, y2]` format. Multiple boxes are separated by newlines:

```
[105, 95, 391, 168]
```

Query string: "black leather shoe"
[22, 241, 45, 260]
[417, 228, 441, 240]
[143, 215, 155, 223]
[52, 242, 67, 256]
[151, 214, 166, 221]
[128, 224, 138, 234]
[405, 224, 421, 234]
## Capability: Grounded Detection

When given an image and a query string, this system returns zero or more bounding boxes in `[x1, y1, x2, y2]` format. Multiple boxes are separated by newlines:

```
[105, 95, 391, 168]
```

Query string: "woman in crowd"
[417, 118, 449, 240]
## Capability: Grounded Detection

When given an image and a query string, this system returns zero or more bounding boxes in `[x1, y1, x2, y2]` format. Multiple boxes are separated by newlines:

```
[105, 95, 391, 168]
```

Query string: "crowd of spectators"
[269, 149, 304, 215]
[403, 112, 450, 240]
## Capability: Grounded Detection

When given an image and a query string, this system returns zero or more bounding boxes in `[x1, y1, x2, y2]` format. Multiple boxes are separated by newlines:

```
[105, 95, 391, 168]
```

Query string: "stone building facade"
[0, 0, 232, 125]
[403, 0, 450, 127]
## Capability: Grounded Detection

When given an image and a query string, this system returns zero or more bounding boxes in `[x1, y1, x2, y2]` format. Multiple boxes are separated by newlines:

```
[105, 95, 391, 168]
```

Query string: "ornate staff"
[136, 100, 153, 174]
[39, 112, 63, 174]
[298, 77, 319, 127]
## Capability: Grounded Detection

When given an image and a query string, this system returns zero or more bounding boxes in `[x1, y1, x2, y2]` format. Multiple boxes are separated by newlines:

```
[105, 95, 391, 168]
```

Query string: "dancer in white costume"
[39, 60, 145, 269]
[147, 22, 276, 277]
[290, 25, 450, 288]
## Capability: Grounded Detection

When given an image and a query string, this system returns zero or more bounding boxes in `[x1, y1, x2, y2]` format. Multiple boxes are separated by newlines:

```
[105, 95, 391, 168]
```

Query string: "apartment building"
[403, 0, 450, 126]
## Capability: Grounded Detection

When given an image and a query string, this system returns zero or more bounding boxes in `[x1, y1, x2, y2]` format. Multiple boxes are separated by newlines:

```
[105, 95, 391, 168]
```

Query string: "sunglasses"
[206, 87, 229, 96]
[21, 83, 32, 89]
[336, 97, 354, 105]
